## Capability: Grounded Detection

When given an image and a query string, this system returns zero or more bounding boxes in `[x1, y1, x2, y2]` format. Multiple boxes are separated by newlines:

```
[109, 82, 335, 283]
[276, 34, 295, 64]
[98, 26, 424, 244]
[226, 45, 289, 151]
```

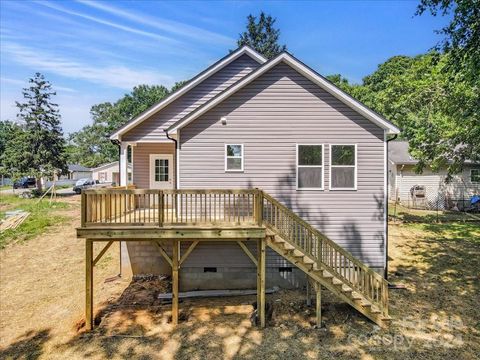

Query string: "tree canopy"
[1, 73, 67, 188]
[68, 84, 171, 167]
[237, 12, 287, 59]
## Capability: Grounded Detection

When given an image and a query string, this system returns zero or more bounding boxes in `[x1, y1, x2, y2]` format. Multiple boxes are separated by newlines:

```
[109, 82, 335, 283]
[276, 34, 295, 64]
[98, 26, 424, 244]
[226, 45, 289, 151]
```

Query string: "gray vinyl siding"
[132, 143, 175, 189]
[123, 54, 260, 142]
[179, 62, 386, 269]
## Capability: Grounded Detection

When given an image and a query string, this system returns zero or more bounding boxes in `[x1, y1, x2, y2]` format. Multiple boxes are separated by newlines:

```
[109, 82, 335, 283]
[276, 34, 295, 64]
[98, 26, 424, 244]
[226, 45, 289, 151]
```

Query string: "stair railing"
[262, 191, 388, 317]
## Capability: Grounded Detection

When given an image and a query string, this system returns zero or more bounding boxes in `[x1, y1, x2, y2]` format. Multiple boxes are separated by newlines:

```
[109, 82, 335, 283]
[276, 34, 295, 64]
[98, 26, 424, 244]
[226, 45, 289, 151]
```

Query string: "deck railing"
[80, 187, 388, 317]
[262, 192, 389, 317]
[81, 189, 259, 227]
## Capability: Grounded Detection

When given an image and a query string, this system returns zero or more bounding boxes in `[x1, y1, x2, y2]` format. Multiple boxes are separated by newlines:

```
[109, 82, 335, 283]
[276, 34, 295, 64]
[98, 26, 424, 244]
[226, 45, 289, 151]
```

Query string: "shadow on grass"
[385, 221, 480, 356]
[0, 329, 51, 360]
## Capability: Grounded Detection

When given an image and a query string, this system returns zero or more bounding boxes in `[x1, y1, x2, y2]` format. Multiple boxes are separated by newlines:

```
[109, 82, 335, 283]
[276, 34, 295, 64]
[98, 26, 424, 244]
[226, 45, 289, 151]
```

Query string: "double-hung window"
[225, 144, 244, 171]
[330, 144, 357, 190]
[296, 144, 324, 190]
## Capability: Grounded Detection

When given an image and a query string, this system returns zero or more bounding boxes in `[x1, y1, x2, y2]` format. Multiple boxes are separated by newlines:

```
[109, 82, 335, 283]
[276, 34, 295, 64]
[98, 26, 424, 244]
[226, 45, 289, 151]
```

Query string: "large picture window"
[330, 144, 357, 190]
[296, 144, 324, 189]
[225, 144, 244, 171]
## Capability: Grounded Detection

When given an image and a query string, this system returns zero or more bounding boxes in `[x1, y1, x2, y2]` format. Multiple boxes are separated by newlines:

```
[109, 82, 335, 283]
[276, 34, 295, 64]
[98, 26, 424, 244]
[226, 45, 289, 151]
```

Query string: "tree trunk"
[36, 177, 43, 192]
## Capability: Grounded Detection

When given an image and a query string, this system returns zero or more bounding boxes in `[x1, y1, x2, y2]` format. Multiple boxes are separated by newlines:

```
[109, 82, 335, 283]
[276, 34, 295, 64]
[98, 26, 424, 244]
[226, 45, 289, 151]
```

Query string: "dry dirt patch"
[0, 207, 479, 359]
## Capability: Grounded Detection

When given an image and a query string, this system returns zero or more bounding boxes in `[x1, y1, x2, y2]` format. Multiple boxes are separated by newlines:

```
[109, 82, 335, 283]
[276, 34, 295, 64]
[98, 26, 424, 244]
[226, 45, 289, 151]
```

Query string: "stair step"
[292, 249, 304, 257]
[332, 278, 343, 286]
[361, 300, 372, 308]
[341, 285, 353, 293]
[351, 291, 363, 300]
[322, 271, 333, 279]
[282, 242, 295, 250]
[303, 257, 315, 264]
[273, 237, 285, 244]
[370, 305, 382, 314]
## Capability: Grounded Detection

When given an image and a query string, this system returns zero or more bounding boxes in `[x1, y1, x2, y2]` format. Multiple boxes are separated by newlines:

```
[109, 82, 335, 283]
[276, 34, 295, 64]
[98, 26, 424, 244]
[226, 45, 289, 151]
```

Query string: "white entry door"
[149, 154, 174, 189]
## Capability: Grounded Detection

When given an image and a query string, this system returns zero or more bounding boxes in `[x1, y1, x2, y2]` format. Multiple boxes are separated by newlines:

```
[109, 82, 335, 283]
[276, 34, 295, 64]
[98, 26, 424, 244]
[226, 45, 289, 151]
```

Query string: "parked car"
[13, 177, 36, 189]
[73, 178, 99, 194]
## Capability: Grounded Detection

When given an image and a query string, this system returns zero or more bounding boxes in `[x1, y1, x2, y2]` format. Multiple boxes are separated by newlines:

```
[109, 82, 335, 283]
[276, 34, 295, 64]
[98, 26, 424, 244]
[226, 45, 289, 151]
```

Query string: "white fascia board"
[168, 53, 401, 135]
[110, 46, 267, 141]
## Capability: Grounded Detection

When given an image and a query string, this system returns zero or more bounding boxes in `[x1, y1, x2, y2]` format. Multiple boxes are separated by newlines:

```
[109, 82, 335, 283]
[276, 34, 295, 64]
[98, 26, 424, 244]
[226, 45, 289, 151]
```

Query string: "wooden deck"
[77, 188, 390, 331]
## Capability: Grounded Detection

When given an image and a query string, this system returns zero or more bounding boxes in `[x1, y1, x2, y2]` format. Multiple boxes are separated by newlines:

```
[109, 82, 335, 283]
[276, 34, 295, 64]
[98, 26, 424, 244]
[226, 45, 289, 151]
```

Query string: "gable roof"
[68, 164, 91, 172]
[388, 141, 418, 164]
[110, 46, 267, 140]
[91, 161, 132, 172]
[167, 52, 401, 135]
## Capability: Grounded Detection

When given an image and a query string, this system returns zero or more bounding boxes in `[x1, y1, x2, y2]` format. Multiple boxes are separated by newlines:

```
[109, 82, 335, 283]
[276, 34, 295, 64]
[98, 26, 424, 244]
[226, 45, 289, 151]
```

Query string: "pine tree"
[3, 73, 67, 190]
[237, 12, 287, 59]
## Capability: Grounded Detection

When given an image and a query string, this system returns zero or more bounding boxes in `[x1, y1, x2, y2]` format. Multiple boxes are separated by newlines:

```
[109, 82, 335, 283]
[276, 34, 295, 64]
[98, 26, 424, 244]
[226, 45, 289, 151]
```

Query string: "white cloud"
[37, 1, 181, 45]
[1, 77, 76, 93]
[2, 42, 175, 89]
[77, 0, 234, 45]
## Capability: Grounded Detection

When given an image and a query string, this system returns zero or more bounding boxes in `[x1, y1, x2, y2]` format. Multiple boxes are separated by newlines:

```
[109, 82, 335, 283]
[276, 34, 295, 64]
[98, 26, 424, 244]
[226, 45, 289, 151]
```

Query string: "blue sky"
[0, 0, 450, 134]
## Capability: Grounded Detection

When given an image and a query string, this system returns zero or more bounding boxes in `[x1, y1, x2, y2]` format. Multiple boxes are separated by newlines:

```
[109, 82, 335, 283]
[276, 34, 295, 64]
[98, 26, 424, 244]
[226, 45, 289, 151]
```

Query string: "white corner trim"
[328, 144, 357, 191]
[168, 53, 401, 135]
[383, 130, 388, 270]
[110, 46, 267, 140]
[176, 130, 180, 189]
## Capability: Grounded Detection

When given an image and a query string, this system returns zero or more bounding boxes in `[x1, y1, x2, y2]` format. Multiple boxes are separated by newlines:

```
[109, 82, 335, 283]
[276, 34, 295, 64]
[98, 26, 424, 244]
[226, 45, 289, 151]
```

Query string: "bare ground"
[0, 197, 479, 359]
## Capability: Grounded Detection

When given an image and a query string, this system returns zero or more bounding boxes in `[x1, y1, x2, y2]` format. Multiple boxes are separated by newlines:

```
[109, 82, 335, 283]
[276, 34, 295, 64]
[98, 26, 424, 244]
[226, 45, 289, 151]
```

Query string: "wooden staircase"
[261, 192, 391, 327]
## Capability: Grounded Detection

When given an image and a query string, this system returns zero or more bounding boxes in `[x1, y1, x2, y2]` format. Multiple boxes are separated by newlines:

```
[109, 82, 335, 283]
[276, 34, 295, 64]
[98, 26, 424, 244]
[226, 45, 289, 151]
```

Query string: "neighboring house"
[388, 141, 480, 210]
[91, 161, 132, 185]
[106, 46, 400, 290]
[64, 164, 92, 181]
[55, 164, 92, 183]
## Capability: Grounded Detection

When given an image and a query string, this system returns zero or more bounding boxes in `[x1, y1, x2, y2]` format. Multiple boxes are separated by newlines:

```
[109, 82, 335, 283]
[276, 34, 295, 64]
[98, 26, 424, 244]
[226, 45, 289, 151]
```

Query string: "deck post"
[257, 237, 266, 328]
[85, 239, 93, 331]
[172, 239, 180, 325]
[81, 192, 86, 227]
[255, 189, 263, 226]
[315, 282, 322, 327]
[306, 279, 312, 306]
[158, 190, 164, 227]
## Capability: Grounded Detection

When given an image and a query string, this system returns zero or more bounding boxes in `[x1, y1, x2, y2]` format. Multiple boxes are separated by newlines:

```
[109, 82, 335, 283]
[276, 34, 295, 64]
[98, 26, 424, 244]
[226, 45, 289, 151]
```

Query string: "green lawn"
[0, 194, 71, 248]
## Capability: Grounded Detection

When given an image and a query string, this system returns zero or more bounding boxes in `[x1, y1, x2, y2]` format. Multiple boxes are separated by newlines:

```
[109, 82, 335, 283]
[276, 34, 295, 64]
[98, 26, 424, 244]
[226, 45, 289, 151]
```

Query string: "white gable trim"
[167, 53, 400, 135]
[110, 46, 267, 140]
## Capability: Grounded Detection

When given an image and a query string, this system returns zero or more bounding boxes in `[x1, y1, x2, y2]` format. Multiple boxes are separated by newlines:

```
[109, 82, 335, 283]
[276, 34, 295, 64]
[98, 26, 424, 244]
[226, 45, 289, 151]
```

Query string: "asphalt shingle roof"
[388, 141, 418, 164]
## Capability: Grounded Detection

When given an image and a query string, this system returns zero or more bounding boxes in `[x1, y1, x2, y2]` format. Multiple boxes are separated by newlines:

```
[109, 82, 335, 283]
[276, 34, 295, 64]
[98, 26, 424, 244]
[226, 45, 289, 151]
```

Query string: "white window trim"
[225, 144, 244, 172]
[329, 144, 358, 191]
[471, 168, 480, 183]
[296, 144, 324, 191]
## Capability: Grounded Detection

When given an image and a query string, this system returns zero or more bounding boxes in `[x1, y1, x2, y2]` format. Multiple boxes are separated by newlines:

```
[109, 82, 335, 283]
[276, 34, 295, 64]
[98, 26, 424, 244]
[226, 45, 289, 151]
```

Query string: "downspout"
[385, 134, 398, 282]
[163, 129, 178, 189]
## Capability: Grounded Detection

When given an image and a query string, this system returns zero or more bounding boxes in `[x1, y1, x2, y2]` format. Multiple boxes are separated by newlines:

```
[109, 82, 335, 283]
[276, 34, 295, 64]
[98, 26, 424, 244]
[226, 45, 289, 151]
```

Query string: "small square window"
[225, 144, 243, 171]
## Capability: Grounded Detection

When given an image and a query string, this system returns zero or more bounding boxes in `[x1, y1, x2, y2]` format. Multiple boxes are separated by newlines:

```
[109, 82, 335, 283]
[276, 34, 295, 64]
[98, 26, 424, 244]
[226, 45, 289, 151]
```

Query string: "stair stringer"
[265, 234, 391, 327]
